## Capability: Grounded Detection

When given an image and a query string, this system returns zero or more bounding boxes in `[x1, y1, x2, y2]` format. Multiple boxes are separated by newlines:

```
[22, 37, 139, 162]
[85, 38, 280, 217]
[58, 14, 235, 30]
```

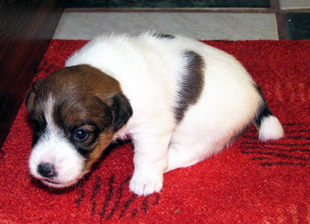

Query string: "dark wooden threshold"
[0, 0, 67, 148]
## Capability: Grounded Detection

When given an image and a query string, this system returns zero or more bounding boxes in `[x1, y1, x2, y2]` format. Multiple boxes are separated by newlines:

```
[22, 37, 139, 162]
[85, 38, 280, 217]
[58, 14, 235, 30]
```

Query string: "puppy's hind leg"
[166, 133, 229, 172]
[166, 143, 200, 172]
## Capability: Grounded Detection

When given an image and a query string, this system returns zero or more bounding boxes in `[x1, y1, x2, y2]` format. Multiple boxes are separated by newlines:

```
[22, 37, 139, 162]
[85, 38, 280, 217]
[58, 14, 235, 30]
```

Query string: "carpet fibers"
[1, 40, 310, 223]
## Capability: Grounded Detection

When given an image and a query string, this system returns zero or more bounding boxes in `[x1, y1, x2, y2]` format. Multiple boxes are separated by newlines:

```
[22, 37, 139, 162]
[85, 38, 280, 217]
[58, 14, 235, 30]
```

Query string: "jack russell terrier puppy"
[26, 32, 284, 196]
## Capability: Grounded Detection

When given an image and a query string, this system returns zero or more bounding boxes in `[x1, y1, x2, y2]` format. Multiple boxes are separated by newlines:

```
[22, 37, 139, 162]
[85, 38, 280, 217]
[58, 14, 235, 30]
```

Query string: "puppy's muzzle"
[37, 163, 57, 178]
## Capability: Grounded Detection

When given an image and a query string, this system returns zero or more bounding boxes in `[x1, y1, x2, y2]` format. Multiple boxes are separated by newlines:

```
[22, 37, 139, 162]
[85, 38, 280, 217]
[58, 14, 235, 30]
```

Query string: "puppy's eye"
[73, 130, 89, 142]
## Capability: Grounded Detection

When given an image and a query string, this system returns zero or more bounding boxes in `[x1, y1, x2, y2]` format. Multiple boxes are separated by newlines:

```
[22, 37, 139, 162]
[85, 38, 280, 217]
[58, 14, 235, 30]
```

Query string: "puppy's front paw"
[129, 172, 163, 196]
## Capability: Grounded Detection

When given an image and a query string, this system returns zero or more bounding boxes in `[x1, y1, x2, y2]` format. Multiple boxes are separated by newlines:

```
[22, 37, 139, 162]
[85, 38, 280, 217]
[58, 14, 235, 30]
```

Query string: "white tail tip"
[259, 116, 284, 141]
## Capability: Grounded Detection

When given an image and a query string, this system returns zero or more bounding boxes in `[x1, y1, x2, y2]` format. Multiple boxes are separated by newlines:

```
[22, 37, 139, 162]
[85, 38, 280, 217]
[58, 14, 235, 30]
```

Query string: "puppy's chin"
[38, 171, 89, 189]
[41, 179, 77, 188]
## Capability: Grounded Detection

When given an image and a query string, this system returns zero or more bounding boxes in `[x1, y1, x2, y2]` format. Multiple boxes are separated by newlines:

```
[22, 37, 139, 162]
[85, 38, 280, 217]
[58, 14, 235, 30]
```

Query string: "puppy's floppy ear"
[111, 92, 133, 132]
[25, 79, 43, 112]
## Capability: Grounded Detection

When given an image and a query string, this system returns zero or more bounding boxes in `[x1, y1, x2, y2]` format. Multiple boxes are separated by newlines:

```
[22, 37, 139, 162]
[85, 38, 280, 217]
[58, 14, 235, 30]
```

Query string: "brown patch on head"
[26, 64, 133, 172]
[84, 131, 114, 170]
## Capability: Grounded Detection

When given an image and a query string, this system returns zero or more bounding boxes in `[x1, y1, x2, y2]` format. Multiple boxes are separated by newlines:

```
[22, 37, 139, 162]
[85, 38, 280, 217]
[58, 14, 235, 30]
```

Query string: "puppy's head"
[26, 65, 132, 188]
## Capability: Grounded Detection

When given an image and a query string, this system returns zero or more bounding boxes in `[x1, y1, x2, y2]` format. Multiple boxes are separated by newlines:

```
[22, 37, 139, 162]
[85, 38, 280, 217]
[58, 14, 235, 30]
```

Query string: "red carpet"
[1, 40, 310, 223]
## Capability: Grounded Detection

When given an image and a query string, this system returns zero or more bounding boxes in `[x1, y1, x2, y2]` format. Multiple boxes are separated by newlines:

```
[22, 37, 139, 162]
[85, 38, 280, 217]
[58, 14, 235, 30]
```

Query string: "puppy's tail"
[253, 85, 284, 141]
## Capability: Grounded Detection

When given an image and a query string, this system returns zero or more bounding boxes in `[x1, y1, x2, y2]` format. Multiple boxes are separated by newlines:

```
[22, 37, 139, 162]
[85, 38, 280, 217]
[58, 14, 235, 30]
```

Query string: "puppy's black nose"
[37, 163, 57, 178]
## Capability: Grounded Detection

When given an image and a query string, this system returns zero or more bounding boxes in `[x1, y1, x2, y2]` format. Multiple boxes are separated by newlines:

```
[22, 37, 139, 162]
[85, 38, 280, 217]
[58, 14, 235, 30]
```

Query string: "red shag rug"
[1, 40, 310, 223]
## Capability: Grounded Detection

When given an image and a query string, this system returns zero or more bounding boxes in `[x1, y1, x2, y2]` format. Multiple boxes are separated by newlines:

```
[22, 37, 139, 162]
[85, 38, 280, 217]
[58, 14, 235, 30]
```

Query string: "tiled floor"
[279, 0, 310, 9]
[54, 12, 278, 40]
[54, 0, 310, 40]
[287, 13, 310, 40]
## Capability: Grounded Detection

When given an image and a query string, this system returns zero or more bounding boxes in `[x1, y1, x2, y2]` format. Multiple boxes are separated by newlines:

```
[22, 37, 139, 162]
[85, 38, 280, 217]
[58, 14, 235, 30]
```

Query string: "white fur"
[259, 116, 284, 141]
[28, 95, 86, 188]
[49, 32, 284, 196]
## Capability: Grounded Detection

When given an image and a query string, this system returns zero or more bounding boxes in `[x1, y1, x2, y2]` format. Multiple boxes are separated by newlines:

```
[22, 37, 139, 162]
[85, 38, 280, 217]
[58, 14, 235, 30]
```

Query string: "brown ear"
[111, 92, 133, 132]
[25, 79, 43, 112]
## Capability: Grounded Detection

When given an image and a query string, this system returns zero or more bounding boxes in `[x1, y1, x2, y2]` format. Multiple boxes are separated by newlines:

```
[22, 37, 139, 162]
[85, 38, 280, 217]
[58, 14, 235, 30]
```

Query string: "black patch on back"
[253, 84, 273, 127]
[174, 50, 205, 122]
[153, 33, 175, 39]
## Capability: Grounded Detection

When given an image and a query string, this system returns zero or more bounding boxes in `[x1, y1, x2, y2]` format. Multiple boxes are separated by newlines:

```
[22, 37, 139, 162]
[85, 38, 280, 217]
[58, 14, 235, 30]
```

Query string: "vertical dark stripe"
[141, 196, 149, 214]
[152, 193, 160, 205]
[74, 182, 85, 208]
[106, 175, 131, 219]
[174, 50, 205, 122]
[90, 175, 101, 216]
[131, 209, 138, 218]
[100, 174, 115, 219]
[119, 193, 137, 219]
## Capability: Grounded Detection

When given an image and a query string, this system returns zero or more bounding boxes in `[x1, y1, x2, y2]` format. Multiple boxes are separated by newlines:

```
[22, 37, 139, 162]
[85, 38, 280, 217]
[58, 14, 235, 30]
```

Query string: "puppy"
[26, 32, 284, 196]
